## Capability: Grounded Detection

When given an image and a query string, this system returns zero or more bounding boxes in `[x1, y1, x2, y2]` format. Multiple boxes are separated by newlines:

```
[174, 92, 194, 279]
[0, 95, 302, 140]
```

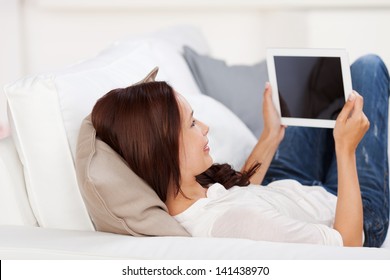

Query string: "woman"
[91, 55, 389, 247]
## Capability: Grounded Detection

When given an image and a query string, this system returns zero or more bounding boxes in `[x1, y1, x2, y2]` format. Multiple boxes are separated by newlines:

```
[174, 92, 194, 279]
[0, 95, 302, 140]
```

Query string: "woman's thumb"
[337, 92, 356, 122]
[264, 82, 272, 98]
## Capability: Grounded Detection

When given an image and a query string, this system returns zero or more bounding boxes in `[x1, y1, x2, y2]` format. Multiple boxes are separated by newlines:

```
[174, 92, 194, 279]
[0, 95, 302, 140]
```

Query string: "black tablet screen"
[274, 56, 345, 120]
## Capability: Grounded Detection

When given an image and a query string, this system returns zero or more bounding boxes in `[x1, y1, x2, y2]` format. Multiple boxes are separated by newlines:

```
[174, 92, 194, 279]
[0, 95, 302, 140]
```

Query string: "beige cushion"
[75, 115, 190, 236]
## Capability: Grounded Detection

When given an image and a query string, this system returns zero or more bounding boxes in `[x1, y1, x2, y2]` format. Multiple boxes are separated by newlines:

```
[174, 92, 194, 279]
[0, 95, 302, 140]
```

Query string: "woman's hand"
[334, 91, 370, 154]
[262, 82, 285, 143]
[242, 83, 285, 184]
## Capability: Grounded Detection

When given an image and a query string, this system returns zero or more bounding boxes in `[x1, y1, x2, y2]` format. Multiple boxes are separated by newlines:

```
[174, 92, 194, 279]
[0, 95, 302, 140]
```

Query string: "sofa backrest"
[0, 136, 37, 226]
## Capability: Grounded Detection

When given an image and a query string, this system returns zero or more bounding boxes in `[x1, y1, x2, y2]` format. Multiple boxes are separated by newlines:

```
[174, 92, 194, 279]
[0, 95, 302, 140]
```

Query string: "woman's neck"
[165, 180, 207, 216]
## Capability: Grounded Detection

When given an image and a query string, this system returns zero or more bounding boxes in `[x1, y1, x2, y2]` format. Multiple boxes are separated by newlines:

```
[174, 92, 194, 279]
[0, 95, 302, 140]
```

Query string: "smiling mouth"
[204, 142, 210, 152]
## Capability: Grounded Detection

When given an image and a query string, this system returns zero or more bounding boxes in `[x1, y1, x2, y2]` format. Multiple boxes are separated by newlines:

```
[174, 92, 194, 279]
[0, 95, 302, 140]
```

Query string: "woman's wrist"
[260, 129, 280, 146]
[262, 125, 284, 142]
[335, 143, 356, 157]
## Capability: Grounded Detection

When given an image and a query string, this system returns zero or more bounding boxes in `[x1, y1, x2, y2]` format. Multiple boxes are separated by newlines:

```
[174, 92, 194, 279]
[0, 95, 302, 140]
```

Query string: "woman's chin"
[206, 155, 214, 168]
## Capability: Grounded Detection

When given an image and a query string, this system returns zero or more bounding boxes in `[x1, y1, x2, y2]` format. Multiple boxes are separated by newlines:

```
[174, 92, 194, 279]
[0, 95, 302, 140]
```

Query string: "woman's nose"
[199, 121, 209, 135]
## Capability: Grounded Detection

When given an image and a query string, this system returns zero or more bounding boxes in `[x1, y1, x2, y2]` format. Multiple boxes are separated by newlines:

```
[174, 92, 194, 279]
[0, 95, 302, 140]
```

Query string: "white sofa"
[1, 26, 389, 259]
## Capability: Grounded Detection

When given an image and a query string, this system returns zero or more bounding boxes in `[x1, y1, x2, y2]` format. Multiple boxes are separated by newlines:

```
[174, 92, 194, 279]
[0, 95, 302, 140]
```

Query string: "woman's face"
[176, 93, 213, 179]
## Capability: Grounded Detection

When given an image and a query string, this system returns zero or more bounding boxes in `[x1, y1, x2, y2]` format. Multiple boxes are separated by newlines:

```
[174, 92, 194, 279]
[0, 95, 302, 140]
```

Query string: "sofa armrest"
[0, 136, 37, 226]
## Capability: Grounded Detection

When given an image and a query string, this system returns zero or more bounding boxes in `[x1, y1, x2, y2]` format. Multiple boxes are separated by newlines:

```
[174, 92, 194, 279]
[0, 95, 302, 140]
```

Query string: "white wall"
[307, 9, 390, 63]
[0, 0, 22, 138]
[1, 0, 390, 138]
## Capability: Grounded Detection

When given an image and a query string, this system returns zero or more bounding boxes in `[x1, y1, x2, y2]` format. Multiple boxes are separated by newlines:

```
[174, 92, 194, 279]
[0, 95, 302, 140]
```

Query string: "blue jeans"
[263, 55, 390, 247]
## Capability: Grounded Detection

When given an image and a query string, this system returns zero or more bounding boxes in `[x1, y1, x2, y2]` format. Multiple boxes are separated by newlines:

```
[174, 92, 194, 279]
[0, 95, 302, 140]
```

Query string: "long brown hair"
[92, 81, 259, 202]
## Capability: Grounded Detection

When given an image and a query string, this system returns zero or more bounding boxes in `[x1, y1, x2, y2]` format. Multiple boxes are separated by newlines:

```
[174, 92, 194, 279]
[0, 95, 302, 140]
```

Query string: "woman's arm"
[333, 91, 369, 247]
[242, 83, 285, 184]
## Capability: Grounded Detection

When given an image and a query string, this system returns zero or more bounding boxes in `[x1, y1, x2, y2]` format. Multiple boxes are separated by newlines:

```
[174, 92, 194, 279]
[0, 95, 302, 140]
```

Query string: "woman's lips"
[204, 142, 210, 152]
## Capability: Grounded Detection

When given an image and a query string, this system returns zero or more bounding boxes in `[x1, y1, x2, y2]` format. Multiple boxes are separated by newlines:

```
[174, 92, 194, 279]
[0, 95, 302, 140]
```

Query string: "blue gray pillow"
[183, 46, 268, 138]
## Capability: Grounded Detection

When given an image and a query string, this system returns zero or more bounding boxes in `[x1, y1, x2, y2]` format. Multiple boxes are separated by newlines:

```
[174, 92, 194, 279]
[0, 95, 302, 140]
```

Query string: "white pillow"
[4, 26, 256, 231]
[57, 42, 162, 157]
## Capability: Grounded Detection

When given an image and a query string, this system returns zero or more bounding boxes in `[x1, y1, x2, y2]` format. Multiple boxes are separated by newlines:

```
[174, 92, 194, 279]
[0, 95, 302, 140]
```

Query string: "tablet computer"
[266, 48, 352, 128]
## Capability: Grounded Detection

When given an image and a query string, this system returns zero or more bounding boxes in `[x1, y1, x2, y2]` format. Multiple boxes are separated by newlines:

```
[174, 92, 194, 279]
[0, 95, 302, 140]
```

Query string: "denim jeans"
[263, 55, 390, 247]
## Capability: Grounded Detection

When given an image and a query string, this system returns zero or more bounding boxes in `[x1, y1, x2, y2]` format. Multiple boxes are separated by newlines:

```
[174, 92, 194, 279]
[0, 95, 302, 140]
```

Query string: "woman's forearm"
[242, 132, 280, 185]
[244, 82, 285, 184]
[333, 148, 363, 246]
[332, 91, 367, 247]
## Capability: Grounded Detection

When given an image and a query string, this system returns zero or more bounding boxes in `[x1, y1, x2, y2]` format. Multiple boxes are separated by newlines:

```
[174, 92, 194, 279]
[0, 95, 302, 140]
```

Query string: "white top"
[174, 179, 343, 246]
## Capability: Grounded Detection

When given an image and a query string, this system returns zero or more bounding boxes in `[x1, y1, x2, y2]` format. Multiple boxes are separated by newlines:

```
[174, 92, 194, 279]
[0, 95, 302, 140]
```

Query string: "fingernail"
[265, 82, 270, 89]
[348, 92, 356, 101]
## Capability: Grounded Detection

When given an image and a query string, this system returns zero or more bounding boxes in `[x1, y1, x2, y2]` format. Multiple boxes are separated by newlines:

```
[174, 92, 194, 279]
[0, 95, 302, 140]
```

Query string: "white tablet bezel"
[266, 48, 352, 128]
